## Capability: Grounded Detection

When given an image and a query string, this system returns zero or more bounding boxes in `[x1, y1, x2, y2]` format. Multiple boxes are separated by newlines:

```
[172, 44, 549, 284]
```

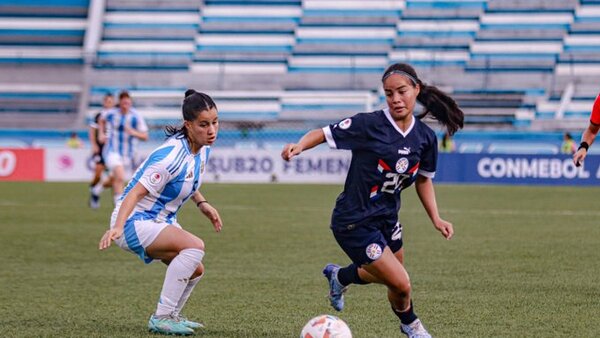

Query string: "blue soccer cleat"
[401, 319, 432, 338]
[89, 187, 100, 209]
[174, 314, 205, 330]
[323, 263, 348, 311]
[148, 314, 194, 336]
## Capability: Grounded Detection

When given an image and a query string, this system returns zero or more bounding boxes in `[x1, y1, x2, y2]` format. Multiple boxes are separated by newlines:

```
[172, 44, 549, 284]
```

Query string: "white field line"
[0, 202, 598, 217]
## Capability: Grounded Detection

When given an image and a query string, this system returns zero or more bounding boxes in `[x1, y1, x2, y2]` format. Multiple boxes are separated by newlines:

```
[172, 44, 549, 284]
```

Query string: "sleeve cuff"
[322, 126, 337, 149]
[418, 169, 435, 178]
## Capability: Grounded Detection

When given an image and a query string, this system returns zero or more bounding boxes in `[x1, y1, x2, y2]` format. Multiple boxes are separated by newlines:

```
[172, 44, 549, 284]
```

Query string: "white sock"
[173, 274, 203, 317]
[91, 182, 104, 195]
[155, 248, 204, 316]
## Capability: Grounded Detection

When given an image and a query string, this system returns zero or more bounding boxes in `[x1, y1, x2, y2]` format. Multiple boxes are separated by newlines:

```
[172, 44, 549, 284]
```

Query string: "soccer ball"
[300, 314, 352, 338]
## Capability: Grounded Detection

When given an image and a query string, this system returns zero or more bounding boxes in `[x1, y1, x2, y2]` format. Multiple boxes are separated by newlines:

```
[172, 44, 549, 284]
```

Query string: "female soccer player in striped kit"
[282, 63, 463, 338]
[99, 89, 222, 336]
[99, 91, 149, 205]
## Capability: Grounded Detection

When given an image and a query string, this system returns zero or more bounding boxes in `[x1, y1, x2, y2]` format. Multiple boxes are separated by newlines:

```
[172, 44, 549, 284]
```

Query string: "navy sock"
[337, 263, 368, 286]
[393, 301, 418, 325]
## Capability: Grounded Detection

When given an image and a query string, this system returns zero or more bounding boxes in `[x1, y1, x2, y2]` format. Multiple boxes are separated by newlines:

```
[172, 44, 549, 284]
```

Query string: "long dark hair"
[165, 89, 217, 138]
[382, 63, 464, 136]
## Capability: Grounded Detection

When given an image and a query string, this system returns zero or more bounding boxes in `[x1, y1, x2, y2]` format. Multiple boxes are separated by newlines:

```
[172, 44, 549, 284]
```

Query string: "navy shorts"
[92, 144, 105, 165]
[331, 216, 403, 266]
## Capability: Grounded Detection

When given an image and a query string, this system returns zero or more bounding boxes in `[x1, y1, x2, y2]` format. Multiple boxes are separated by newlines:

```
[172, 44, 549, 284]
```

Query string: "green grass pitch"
[1, 182, 599, 337]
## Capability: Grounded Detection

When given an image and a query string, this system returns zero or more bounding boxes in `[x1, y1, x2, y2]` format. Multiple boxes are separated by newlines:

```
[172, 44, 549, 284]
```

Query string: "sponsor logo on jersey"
[150, 172, 162, 185]
[200, 160, 205, 174]
[339, 118, 352, 130]
[398, 147, 411, 155]
[396, 157, 409, 173]
[186, 169, 194, 180]
[366, 243, 383, 260]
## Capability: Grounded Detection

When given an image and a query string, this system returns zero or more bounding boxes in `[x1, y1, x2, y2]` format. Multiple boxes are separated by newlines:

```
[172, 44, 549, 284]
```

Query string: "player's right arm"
[573, 122, 600, 166]
[98, 183, 149, 250]
[88, 124, 99, 154]
[98, 113, 107, 145]
[281, 128, 325, 161]
[574, 94, 600, 166]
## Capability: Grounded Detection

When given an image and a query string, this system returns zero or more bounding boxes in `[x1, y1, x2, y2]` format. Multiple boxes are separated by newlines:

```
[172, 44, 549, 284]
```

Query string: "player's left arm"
[192, 191, 222, 232]
[126, 126, 149, 141]
[126, 114, 149, 141]
[415, 175, 453, 240]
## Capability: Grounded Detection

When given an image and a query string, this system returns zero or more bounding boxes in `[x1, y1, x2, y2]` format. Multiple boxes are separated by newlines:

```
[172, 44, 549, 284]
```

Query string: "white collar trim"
[383, 108, 415, 137]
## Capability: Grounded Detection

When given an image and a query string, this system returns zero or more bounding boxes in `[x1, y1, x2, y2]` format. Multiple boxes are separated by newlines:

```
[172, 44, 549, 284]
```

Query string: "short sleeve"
[134, 112, 149, 133]
[418, 133, 438, 178]
[138, 163, 171, 197]
[591, 94, 600, 125]
[322, 114, 366, 150]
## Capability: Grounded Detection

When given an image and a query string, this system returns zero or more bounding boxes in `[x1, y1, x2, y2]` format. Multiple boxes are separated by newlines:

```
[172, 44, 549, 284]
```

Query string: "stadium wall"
[1, 147, 599, 186]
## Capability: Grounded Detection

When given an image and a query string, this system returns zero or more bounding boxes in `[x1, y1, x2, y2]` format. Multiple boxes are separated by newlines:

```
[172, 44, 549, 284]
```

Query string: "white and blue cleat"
[401, 319, 432, 338]
[322, 263, 348, 312]
[174, 314, 204, 330]
[148, 314, 194, 336]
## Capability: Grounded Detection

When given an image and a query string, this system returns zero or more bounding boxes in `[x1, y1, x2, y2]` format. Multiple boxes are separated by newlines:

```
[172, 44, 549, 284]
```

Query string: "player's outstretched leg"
[400, 318, 431, 338]
[148, 314, 194, 336]
[322, 263, 348, 311]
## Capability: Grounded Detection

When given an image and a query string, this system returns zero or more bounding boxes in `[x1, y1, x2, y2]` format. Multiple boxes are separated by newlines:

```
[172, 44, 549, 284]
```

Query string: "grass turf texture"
[0, 182, 599, 337]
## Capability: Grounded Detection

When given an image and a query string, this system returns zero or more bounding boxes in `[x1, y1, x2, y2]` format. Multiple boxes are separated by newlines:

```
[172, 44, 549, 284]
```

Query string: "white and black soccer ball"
[300, 314, 352, 338]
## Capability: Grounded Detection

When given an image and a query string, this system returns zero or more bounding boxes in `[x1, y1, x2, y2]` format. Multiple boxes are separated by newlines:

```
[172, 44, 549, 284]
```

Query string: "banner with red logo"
[44, 148, 95, 182]
[0, 148, 45, 181]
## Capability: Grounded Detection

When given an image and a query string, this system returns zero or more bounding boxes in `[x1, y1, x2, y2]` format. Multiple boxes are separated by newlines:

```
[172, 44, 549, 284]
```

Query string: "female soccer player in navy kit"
[282, 63, 464, 338]
[99, 90, 222, 336]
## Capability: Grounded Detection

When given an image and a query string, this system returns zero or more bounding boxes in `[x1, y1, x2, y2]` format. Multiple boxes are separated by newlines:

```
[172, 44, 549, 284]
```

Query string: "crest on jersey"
[366, 243, 383, 260]
[200, 161, 205, 174]
[149, 172, 162, 185]
[396, 157, 409, 173]
[339, 118, 352, 130]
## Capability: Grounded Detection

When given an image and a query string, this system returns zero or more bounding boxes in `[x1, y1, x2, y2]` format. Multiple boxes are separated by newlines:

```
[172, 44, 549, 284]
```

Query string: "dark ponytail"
[382, 63, 464, 136]
[165, 89, 218, 138]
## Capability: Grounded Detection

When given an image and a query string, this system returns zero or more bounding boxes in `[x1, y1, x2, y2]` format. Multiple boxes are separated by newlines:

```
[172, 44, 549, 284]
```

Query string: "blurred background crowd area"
[0, 0, 599, 154]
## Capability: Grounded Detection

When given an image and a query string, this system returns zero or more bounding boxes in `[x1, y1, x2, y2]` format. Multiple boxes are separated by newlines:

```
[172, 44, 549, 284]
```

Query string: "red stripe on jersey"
[370, 185, 379, 198]
[407, 162, 420, 174]
[591, 94, 600, 125]
[378, 159, 391, 172]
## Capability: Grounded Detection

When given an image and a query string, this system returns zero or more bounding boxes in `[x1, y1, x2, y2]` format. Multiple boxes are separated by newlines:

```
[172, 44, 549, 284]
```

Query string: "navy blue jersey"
[323, 109, 438, 229]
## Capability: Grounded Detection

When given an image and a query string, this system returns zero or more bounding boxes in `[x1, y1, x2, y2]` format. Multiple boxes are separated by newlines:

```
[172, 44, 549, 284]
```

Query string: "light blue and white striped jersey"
[103, 107, 148, 159]
[119, 135, 211, 224]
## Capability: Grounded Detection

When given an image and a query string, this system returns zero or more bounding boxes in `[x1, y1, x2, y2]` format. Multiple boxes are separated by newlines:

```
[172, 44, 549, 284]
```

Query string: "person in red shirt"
[573, 94, 600, 166]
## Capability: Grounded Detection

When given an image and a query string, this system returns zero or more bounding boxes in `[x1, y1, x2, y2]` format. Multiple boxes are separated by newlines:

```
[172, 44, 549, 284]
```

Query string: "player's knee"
[389, 280, 411, 299]
[179, 248, 205, 267]
[187, 237, 204, 252]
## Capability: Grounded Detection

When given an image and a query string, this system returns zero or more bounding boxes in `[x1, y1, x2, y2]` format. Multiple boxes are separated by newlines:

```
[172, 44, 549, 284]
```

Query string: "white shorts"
[105, 152, 133, 178]
[110, 208, 181, 264]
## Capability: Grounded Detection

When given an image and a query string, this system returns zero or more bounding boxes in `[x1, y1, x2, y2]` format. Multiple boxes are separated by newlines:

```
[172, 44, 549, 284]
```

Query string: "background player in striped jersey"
[99, 89, 222, 336]
[98, 90, 149, 205]
[573, 94, 600, 166]
[282, 63, 464, 338]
